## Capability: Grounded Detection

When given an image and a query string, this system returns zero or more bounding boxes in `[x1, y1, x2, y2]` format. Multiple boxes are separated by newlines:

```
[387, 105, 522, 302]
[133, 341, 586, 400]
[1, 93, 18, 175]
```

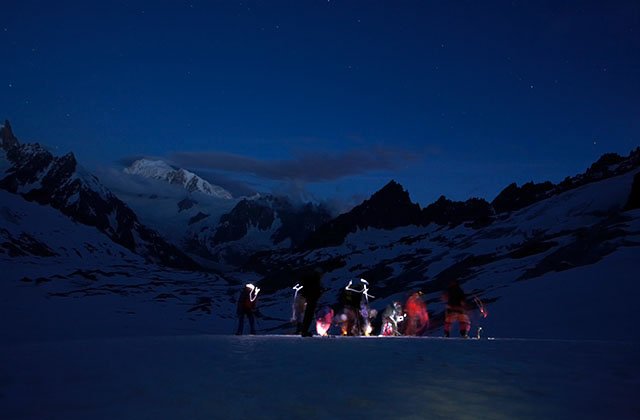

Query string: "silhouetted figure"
[338, 285, 362, 335]
[299, 268, 323, 337]
[291, 290, 307, 334]
[236, 283, 259, 335]
[443, 280, 470, 338]
[381, 301, 405, 336]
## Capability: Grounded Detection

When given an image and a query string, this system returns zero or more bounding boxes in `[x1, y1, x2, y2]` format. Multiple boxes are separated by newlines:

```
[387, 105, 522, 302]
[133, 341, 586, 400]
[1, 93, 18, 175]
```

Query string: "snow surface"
[0, 335, 637, 419]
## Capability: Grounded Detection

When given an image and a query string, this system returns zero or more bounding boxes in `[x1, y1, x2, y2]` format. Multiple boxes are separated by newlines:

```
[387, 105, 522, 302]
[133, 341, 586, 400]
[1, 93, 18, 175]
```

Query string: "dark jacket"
[446, 283, 466, 308]
[237, 286, 256, 315]
[299, 270, 322, 302]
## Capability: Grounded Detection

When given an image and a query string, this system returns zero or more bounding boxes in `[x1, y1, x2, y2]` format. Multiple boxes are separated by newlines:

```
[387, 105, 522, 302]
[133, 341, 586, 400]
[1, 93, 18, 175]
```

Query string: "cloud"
[168, 147, 421, 183]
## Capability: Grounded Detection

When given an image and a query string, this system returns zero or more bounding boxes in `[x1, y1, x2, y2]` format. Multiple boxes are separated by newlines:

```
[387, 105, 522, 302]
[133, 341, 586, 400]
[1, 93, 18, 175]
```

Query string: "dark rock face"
[585, 153, 626, 178]
[491, 181, 555, 214]
[0, 228, 58, 257]
[210, 195, 332, 247]
[178, 198, 197, 212]
[421, 196, 494, 227]
[0, 122, 198, 269]
[212, 199, 276, 244]
[625, 172, 640, 211]
[0, 120, 19, 151]
[188, 211, 209, 226]
[493, 149, 640, 215]
[304, 180, 422, 249]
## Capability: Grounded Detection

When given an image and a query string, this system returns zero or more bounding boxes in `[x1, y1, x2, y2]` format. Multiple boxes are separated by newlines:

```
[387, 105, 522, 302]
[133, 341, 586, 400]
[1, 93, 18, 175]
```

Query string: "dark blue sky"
[1, 0, 639, 207]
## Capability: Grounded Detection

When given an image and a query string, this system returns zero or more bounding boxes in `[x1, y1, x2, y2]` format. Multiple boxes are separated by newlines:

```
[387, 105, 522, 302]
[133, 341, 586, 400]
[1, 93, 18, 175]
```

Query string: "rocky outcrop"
[493, 149, 640, 215]
[421, 196, 494, 227]
[625, 172, 640, 211]
[303, 180, 422, 249]
[212, 199, 276, 244]
[491, 181, 555, 214]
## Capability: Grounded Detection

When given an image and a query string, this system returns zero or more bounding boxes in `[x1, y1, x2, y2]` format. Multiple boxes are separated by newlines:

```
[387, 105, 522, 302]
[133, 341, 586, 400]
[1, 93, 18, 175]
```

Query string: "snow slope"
[0, 189, 236, 343]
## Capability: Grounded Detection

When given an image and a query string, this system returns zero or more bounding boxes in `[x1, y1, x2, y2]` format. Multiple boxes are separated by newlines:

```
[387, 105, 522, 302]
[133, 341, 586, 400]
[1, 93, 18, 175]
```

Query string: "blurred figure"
[299, 268, 323, 337]
[236, 283, 259, 335]
[338, 283, 362, 335]
[291, 283, 307, 334]
[315, 306, 334, 336]
[404, 291, 429, 336]
[381, 301, 405, 336]
[443, 280, 470, 338]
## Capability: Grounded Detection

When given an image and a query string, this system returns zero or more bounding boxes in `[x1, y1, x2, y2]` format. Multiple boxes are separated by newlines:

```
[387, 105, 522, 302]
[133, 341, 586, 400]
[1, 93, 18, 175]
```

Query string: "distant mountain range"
[2, 119, 639, 340]
[303, 149, 640, 250]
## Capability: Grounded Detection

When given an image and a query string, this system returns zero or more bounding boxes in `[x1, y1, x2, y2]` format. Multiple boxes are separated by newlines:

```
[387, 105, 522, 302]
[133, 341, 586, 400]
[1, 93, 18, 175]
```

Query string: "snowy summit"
[124, 158, 232, 199]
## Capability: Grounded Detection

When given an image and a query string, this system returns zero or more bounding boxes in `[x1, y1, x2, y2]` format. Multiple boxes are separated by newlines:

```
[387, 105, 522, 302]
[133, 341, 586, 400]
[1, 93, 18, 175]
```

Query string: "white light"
[247, 284, 260, 302]
[345, 278, 375, 303]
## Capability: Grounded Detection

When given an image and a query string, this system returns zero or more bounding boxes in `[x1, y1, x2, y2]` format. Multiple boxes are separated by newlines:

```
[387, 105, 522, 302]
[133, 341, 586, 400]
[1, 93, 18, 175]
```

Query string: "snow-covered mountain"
[0, 121, 198, 269]
[185, 194, 333, 265]
[124, 158, 232, 199]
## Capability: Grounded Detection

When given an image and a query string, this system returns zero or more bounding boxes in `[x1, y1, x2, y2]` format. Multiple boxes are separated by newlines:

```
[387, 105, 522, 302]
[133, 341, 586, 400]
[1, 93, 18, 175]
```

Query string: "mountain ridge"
[124, 158, 232, 199]
[0, 121, 199, 269]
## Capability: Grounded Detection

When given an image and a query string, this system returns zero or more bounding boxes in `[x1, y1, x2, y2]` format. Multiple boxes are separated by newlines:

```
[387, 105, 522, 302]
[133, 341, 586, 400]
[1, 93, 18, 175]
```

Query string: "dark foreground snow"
[1, 335, 638, 419]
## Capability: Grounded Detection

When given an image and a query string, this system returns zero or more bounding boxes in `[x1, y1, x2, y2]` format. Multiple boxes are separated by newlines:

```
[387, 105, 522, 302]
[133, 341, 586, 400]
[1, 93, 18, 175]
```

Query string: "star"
[530, 84, 534, 89]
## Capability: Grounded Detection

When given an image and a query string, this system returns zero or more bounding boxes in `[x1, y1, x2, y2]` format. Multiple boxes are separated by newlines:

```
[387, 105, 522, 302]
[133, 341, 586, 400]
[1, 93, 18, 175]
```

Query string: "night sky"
[1, 0, 638, 207]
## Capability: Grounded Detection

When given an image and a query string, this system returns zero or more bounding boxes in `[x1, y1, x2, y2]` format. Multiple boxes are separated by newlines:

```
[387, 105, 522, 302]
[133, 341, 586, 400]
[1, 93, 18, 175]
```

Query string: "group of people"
[236, 269, 474, 338]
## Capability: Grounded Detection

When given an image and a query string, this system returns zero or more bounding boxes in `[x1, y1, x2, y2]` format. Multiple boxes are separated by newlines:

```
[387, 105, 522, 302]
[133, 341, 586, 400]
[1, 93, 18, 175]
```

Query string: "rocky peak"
[303, 180, 422, 249]
[491, 181, 555, 214]
[1, 120, 19, 151]
[124, 158, 232, 199]
[586, 153, 626, 177]
[211, 199, 276, 245]
[369, 180, 411, 204]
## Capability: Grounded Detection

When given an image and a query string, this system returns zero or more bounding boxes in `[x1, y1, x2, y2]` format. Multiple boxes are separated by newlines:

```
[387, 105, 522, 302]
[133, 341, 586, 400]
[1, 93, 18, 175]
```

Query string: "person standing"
[236, 283, 259, 335]
[299, 268, 323, 337]
[443, 280, 470, 338]
[404, 291, 429, 336]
